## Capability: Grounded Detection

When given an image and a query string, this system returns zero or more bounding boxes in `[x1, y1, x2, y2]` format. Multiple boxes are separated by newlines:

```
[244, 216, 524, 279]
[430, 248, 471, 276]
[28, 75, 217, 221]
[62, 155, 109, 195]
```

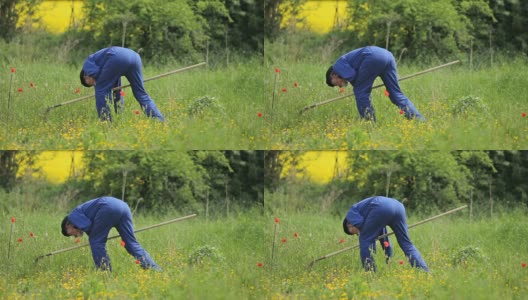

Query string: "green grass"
[263, 57, 528, 150]
[261, 209, 528, 299]
[0, 58, 265, 150]
[2, 204, 527, 299]
[0, 209, 267, 299]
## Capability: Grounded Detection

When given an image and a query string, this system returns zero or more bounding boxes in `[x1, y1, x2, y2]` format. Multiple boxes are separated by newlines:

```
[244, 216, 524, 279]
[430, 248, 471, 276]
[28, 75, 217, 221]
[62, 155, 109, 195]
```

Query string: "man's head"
[343, 218, 360, 235]
[326, 66, 348, 88]
[80, 70, 96, 87]
[61, 216, 84, 237]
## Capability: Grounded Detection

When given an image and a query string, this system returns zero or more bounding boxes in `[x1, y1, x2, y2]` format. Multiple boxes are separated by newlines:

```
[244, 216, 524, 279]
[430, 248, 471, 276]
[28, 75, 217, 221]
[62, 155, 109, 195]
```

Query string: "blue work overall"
[67, 196, 161, 271]
[333, 46, 424, 121]
[345, 196, 429, 271]
[82, 47, 165, 121]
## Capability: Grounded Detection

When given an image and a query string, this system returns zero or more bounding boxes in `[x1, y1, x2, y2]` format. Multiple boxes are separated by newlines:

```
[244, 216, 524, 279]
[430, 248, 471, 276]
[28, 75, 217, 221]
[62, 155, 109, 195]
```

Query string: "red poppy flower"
[17, 238, 23, 243]
[339, 239, 345, 244]
[257, 262, 263, 267]
[384, 90, 390, 97]
[522, 262, 526, 268]
[274, 68, 281, 74]
[399, 260, 404, 265]
[383, 241, 389, 248]
[11, 217, 16, 223]
[135, 259, 140, 264]
[293, 82, 298, 87]
[399, 110, 404, 115]
[339, 87, 345, 94]
[134, 110, 140, 115]
[29, 82, 35, 88]
[274, 218, 280, 224]
[120, 91, 125, 97]
[281, 238, 287, 243]
[257, 112, 263, 117]
[74, 238, 81, 243]
[522, 112, 527, 117]
[120, 240, 125, 247]
[281, 88, 287, 93]
[10, 67, 16, 73]
[74, 88, 80, 94]
[17, 88, 23, 93]
[29, 232, 35, 238]
[293, 232, 298, 238]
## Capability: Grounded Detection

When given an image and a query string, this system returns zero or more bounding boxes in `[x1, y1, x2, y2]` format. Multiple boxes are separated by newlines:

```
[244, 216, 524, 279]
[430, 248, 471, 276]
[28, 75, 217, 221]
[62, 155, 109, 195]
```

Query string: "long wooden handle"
[307, 205, 467, 267]
[45, 62, 207, 112]
[300, 60, 461, 114]
[35, 213, 197, 262]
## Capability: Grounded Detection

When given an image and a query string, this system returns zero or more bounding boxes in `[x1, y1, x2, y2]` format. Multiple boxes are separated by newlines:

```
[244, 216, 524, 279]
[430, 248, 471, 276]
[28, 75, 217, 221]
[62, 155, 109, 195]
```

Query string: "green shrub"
[187, 245, 225, 265]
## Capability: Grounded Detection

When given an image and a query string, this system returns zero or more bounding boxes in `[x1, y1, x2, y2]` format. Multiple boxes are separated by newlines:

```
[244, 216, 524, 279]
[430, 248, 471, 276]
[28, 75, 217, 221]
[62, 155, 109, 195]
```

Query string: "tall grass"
[264, 47, 528, 150]
[0, 55, 265, 150]
[260, 208, 528, 299]
[0, 208, 267, 299]
[1, 191, 527, 299]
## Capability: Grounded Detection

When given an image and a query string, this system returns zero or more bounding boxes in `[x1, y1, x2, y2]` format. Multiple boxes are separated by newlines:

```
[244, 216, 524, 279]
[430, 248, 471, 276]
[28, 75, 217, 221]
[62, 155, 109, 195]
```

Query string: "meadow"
[263, 55, 528, 150]
[3, 203, 527, 299]
[0, 56, 266, 150]
[0, 208, 268, 299]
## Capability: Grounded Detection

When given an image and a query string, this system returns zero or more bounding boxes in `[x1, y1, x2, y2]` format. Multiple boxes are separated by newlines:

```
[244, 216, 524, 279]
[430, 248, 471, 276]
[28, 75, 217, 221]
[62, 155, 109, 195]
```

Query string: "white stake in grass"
[7, 217, 15, 259]
[7, 68, 15, 128]
[270, 68, 280, 127]
[270, 217, 280, 264]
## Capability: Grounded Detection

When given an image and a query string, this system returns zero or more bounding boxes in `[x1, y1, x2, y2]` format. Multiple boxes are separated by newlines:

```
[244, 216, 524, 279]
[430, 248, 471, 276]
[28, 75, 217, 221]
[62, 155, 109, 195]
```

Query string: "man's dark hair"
[326, 66, 335, 87]
[80, 70, 90, 87]
[61, 216, 70, 236]
[343, 218, 352, 235]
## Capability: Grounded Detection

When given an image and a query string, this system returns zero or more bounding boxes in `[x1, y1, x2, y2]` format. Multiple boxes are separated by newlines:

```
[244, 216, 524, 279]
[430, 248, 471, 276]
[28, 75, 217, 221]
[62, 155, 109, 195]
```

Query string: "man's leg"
[358, 201, 397, 271]
[388, 201, 429, 271]
[352, 48, 392, 121]
[112, 78, 124, 114]
[125, 53, 165, 121]
[380, 56, 425, 120]
[115, 209, 161, 270]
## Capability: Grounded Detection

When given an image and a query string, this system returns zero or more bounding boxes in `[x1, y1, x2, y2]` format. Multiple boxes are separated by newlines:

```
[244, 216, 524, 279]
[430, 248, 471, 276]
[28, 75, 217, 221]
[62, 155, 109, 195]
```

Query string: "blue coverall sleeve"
[358, 236, 376, 271]
[68, 209, 92, 232]
[88, 221, 113, 271]
[333, 57, 357, 82]
[345, 206, 364, 227]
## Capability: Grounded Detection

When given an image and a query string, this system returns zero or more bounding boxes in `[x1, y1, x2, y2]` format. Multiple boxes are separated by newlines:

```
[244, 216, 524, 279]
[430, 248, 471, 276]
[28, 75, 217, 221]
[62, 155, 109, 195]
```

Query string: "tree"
[75, 151, 208, 213]
[0, 0, 42, 41]
[488, 151, 528, 207]
[342, 0, 493, 62]
[489, 0, 528, 52]
[71, 151, 263, 216]
[224, 0, 264, 54]
[264, 0, 307, 40]
[0, 151, 36, 191]
[341, 151, 470, 213]
[76, 0, 260, 62]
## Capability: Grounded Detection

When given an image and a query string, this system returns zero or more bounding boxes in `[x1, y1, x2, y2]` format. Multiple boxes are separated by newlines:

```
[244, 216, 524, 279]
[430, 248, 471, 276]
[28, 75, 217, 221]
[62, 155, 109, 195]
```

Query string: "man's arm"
[88, 222, 113, 271]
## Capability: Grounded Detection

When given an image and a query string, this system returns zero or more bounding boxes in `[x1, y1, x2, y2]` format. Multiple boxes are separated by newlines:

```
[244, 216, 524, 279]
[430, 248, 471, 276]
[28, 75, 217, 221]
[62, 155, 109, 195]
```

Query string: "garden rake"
[43, 62, 206, 119]
[35, 213, 197, 263]
[299, 60, 461, 114]
[307, 205, 467, 268]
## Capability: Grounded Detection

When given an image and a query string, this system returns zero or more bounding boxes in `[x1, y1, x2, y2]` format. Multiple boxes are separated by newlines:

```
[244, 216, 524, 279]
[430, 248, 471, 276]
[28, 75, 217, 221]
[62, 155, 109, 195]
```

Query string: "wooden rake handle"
[35, 213, 197, 263]
[299, 60, 461, 114]
[45, 62, 207, 113]
[307, 205, 467, 268]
